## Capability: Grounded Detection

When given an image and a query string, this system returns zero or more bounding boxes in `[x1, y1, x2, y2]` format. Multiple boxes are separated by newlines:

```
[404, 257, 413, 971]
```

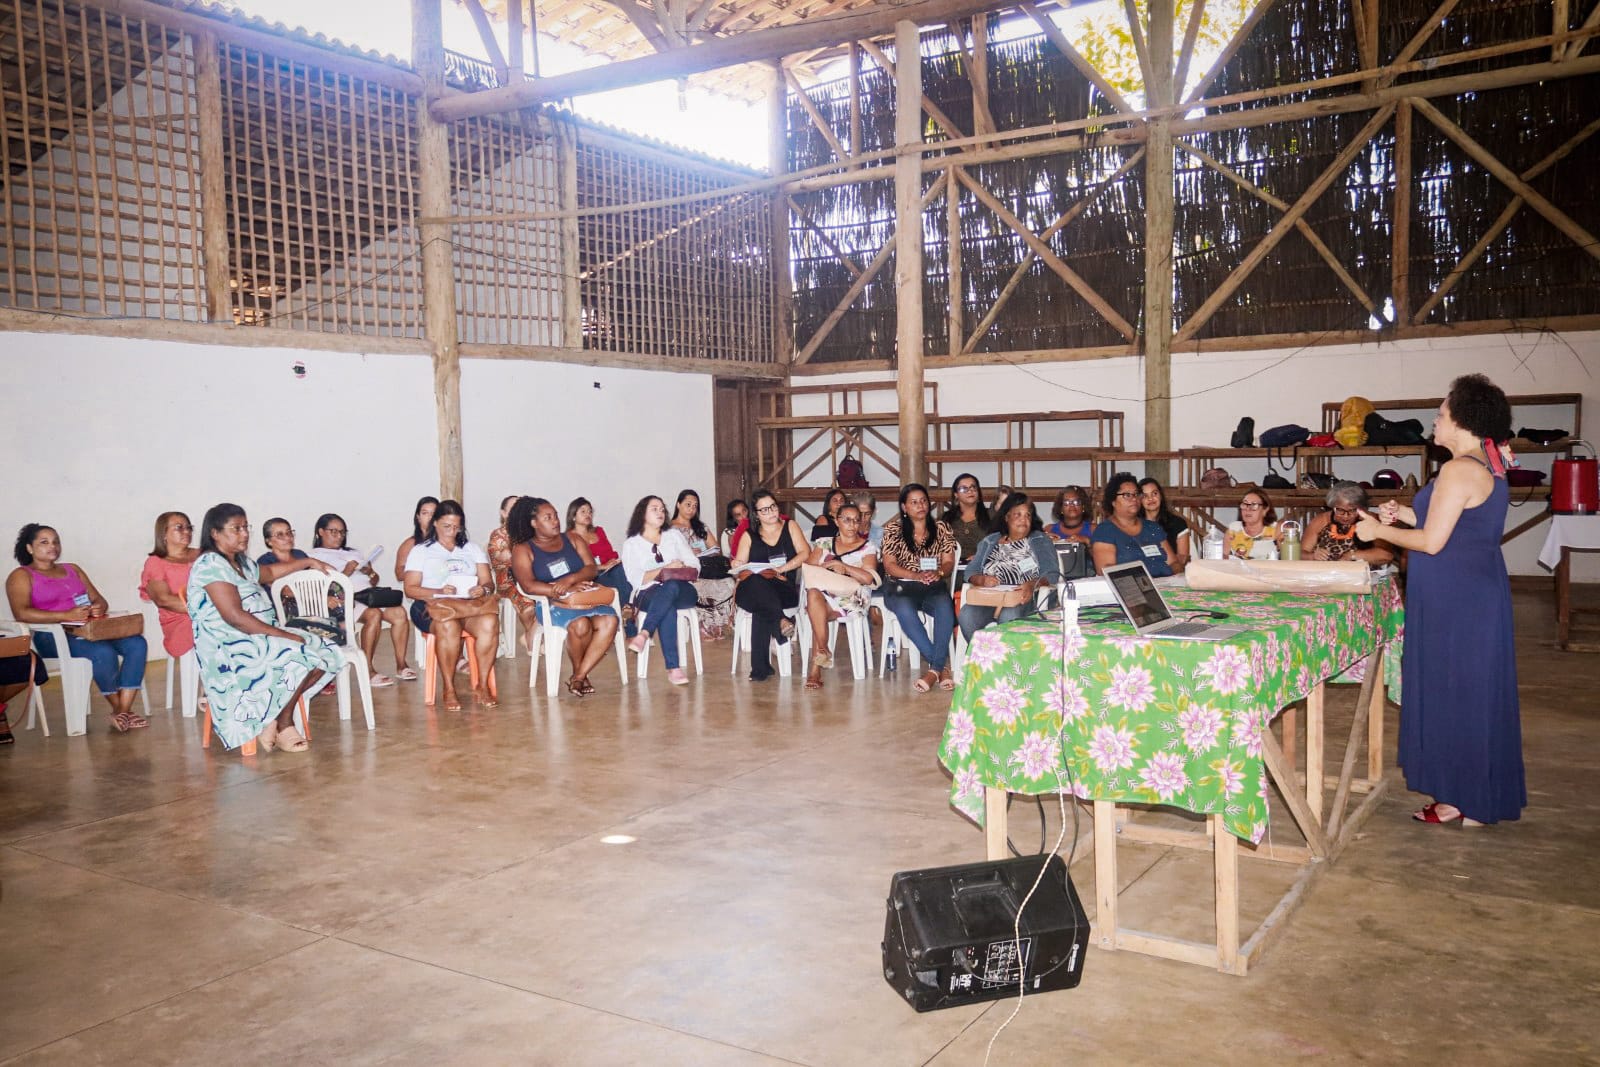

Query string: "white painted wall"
[0, 333, 715, 613]
[796, 329, 1600, 578]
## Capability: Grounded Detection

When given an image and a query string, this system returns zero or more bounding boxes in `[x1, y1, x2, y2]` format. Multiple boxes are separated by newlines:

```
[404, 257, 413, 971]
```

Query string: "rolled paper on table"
[1184, 558, 1372, 594]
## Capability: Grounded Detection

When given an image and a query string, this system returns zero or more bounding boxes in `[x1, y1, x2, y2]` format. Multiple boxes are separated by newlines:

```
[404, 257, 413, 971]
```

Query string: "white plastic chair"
[795, 571, 873, 680]
[523, 584, 629, 698]
[497, 598, 518, 658]
[271, 570, 375, 730]
[633, 604, 704, 679]
[2, 602, 149, 737]
[729, 605, 799, 678]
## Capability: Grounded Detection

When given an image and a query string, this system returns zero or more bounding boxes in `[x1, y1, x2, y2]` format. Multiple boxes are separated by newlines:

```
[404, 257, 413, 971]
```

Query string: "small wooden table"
[1540, 515, 1600, 652]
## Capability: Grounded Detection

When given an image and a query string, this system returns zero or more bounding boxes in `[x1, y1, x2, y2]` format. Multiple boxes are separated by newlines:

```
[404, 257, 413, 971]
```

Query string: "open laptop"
[1103, 561, 1250, 642]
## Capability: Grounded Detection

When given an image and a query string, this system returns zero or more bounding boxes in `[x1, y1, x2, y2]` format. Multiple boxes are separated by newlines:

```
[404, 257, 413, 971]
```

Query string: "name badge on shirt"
[73, 593, 92, 608]
[769, 555, 788, 568]
[547, 558, 571, 578]
[1142, 543, 1163, 559]
[919, 557, 938, 572]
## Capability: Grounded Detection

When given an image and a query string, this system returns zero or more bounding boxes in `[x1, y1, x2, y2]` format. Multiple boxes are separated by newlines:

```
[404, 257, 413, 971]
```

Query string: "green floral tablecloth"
[939, 578, 1404, 843]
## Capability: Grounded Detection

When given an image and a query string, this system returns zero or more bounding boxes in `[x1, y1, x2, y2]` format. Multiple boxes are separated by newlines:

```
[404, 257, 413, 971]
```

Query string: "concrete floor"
[2, 586, 1597, 1066]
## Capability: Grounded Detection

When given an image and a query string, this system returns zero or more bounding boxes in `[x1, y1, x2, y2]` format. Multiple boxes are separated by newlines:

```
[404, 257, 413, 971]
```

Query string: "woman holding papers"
[308, 512, 414, 686]
[959, 493, 1060, 641]
[733, 489, 809, 683]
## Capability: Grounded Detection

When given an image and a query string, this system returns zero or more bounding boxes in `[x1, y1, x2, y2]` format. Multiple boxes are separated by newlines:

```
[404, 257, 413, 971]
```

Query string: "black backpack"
[1363, 412, 1426, 446]
[1230, 418, 1255, 448]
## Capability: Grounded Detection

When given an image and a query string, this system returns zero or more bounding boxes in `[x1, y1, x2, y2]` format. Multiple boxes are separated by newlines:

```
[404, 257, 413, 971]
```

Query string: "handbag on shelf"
[801, 562, 866, 597]
[1230, 417, 1255, 448]
[1299, 472, 1336, 491]
[354, 586, 403, 609]
[425, 593, 497, 622]
[1199, 467, 1236, 490]
[74, 613, 144, 642]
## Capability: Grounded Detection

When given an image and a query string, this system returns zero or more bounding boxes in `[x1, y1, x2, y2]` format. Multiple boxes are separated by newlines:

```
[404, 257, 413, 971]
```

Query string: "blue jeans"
[598, 565, 635, 636]
[958, 602, 1039, 642]
[33, 631, 147, 695]
[634, 580, 698, 669]
[884, 585, 954, 671]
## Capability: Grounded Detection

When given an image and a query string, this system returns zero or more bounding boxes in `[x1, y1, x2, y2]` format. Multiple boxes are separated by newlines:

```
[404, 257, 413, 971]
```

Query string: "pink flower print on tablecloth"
[1212, 757, 1245, 796]
[1198, 644, 1252, 695]
[1106, 664, 1155, 712]
[946, 707, 977, 758]
[1088, 723, 1137, 774]
[1138, 750, 1190, 800]
[1039, 628, 1087, 664]
[1043, 674, 1090, 723]
[1177, 704, 1225, 753]
[979, 679, 1029, 726]
[1014, 729, 1064, 781]
[966, 629, 1009, 672]
[1230, 709, 1264, 758]
[953, 765, 985, 800]
[1108, 635, 1148, 656]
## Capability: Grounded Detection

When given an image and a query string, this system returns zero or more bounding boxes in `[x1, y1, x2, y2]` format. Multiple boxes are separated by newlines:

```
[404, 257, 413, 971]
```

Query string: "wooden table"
[1539, 516, 1600, 652]
[942, 585, 1400, 976]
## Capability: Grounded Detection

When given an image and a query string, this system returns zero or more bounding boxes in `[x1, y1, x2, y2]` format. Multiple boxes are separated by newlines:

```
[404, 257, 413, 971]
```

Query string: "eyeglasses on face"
[1240, 502, 1265, 510]
[270, 528, 295, 538]
[325, 526, 348, 535]
[169, 524, 193, 533]
[756, 504, 779, 514]
[956, 484, 978, 494]
[1115, 492, 1139, 500]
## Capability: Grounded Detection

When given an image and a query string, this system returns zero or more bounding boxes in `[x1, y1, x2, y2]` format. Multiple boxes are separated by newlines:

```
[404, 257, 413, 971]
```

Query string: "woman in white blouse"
[401, 499, 498, 709]
[620, 495, 700, 685]
[802, 503, 879, 690]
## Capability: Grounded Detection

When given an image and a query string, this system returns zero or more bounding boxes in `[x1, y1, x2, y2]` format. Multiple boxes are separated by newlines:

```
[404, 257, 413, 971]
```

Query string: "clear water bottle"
[885, 636, 898, 673]
[1202, 526, 1225, 561]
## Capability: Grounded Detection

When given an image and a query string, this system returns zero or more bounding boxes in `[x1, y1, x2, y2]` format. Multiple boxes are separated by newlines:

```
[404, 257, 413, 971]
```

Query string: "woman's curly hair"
[1446, 374, 1512, 442]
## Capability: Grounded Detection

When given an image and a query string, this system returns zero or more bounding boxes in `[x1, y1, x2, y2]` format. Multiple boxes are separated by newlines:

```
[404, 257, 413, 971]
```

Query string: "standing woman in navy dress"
[1356, 374, 1524, 826]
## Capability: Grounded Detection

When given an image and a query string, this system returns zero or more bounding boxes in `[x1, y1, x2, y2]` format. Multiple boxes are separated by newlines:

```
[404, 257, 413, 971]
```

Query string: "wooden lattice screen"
[449, 114, 562, 346]
[0, 0, 204, 319]
[575, 139, 773, 363]
[218, 40, 424, 335]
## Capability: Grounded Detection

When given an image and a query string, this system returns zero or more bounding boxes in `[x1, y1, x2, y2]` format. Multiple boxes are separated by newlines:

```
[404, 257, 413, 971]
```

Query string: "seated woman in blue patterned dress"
[188, 503, 344, 753]
[509, 496, 620, 698]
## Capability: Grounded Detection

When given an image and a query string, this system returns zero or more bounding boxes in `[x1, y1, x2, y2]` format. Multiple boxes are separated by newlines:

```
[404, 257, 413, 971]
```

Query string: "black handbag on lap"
[354, 587, 404, 609]
[698, 555, 731, 580]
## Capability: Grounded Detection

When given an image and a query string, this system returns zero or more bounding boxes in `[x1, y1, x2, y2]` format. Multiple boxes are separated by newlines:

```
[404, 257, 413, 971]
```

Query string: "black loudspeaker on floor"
[881, 853, 1091, 1013]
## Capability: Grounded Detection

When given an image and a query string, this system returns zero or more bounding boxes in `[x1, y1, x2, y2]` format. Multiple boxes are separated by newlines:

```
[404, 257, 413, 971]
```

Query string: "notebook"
[1103, 561, 1249, 642]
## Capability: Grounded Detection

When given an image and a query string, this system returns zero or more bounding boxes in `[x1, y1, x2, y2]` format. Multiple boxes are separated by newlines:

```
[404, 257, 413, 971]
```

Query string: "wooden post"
[558, 121, 581, 350]
[1094, 800, 1119, 951]
[1391, 99, 1412, 325]
[770, 62, 795, 366]
[1142, 0, 1176, 482]
[507, 0, 524, 79]
[1212, 814, 1240, 973]
[947, 163, 963, 357]
[848, 41, 862, 163]
[894, 20, 928, 483]
[414, 0, 465, 502]
[985, 786, 1008, 860]
[193, 30, 231, 325]
[1305, 682, 1325, 823]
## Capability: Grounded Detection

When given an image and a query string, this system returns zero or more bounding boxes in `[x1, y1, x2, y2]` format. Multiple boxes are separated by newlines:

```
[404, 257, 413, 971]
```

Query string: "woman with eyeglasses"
[881, 484, 959, 692]
[960, 492, 1060, 642]
[308, 512, 416, 686]
[1226, 489, 1282, 560]
[510, 497, 619, 697]
[732, 489, 809, 682]
[1301, 482, 1395, 566]
[8, 523, 150, 732]
[1090, 473, 1177, 577]
[1046, 487, 1095, 545]
[188, 504, 344, 752]
[802, 502, 879, 690]
[1138, 478, 1192, 573]
[139, 511, 201, 661]
[621, 495, 700, 686]
[940, 473, 991, 563]
[256, 517, 341, 644]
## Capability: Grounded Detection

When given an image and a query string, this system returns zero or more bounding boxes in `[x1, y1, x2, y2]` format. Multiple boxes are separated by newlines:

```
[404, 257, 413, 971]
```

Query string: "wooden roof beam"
[431, 0, 1012, 120]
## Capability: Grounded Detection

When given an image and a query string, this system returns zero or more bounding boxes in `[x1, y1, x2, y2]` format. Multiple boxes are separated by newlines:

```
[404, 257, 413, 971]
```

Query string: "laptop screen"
[1105, 562, 1173, 630]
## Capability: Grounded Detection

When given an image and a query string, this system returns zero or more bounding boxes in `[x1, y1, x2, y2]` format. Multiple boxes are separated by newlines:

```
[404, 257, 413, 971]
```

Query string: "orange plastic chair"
[201, 696, 307, 755]
[423, 633, 497, 706]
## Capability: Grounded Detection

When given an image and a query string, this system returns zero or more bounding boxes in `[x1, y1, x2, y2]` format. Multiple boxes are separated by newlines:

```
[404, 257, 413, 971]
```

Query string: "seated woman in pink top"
[6, 523, 149, 732]
[139, 511, 201, 659]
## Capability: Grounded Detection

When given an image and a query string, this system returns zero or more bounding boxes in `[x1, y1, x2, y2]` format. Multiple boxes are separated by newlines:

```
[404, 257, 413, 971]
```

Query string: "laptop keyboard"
[1158, 621, 1217, 637]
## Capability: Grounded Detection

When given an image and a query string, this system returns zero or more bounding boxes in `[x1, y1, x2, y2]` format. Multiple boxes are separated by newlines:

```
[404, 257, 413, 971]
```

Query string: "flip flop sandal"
[1413, 802, 1463, 824]
[395, 667, 419, 682]
[369, 673, 396, 688]
[276, 726, 310, 752]
[913, 670, 938, 693]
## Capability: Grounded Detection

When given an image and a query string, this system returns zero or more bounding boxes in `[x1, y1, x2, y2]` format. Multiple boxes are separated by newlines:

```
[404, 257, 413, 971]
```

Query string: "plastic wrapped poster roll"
[1185, 558, 1372, 594]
